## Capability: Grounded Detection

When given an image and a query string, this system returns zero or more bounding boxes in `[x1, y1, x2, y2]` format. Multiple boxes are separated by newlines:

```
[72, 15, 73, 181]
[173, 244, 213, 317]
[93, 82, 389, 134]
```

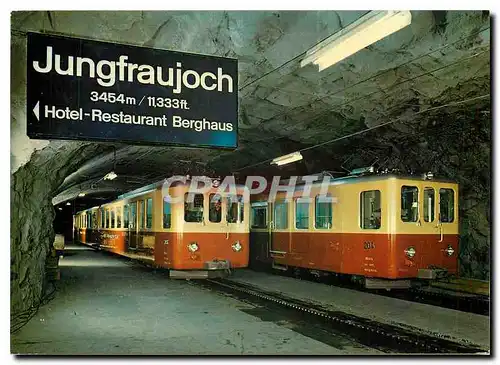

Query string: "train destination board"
[26, 32, 238, 149]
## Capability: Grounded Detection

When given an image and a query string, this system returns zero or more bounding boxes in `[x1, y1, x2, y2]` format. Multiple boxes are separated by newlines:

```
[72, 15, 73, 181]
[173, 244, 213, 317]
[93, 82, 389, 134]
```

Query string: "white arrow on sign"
[33, 101, 40, 121]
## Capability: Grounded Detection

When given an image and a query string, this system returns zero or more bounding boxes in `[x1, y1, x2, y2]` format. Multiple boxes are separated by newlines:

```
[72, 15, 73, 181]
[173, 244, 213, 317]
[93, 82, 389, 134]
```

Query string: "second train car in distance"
[249, 170, 459, 289]
[74, 177, 250, 278]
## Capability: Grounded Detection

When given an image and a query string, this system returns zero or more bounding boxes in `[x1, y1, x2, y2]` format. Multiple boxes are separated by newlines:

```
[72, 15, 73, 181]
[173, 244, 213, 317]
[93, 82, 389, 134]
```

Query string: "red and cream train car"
[250, 173, 459, 288]
[74, 178, 249, 278]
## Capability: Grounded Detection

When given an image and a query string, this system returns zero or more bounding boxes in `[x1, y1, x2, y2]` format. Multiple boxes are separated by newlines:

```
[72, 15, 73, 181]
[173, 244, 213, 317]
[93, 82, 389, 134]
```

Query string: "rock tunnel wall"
[10, 143, 110, 318]
[10, 31, 112, 319]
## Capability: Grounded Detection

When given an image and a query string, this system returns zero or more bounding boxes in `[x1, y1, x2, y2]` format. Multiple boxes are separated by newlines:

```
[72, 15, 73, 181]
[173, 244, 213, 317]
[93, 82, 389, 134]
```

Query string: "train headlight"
[232, 241, 242, 252]
[404, 247, 416, 258]
[445, 245, 455, 256]
[187, 242, 199, 252]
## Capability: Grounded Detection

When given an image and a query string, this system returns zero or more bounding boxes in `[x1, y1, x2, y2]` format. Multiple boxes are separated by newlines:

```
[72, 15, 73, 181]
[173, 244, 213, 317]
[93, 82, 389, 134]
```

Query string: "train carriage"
[74, 177, 250, 278]
[250, 172, 459, 289]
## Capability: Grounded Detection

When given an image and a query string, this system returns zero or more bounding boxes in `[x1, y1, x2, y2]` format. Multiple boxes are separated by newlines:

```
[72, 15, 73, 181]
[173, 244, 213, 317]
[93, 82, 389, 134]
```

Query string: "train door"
[249, 201, 271, 266]
[421, 185, 439, 238]
[128, 201, 138, 250]
[269, 200, 290, 267]
[437, 187, 456, 240]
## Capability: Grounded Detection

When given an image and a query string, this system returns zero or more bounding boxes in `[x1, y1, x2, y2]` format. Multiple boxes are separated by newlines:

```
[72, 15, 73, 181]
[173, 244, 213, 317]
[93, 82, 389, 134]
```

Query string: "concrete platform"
[227, 269, 490, 351]
[11, 244, 381, 355]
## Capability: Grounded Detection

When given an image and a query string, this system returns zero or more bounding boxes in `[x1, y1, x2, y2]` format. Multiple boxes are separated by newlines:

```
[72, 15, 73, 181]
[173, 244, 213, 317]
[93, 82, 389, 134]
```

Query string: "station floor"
[228, 270, 490, 351]
[11, 244, 381, 355]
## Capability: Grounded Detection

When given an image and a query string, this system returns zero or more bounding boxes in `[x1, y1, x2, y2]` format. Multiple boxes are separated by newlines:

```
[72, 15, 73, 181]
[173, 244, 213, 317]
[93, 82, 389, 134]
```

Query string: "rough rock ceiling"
[10, 11, 491, 206]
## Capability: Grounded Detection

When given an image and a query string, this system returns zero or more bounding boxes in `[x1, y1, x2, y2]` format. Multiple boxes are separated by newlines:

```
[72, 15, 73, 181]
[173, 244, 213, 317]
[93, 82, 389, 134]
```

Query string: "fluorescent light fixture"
[66, 202, 71, 206]
[271, 152, 303, 166]
[58, 207, 62, 211]
[78, 192, 86, 197]
[103, 171, 118, 181]
[301, 11, 412, 71]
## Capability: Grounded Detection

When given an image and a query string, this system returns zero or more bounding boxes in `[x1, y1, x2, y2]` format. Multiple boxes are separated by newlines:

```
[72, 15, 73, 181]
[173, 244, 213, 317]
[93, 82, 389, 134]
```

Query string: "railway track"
[199, 278, 486, 354]
[254, 266, 489, 316]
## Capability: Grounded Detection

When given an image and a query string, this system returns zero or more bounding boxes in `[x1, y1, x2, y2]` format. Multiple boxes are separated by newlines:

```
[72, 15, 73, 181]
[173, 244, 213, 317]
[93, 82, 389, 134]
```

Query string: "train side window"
[251, 202, 267, 228]
[315, 194, 332, 229]
[401, 186, 419, 222]
[146, 198, 153, 229]
[105, 210, 109, 228]
[424, 188, 435, 222]
[111, 208, 116, 228]
[116, 207, 122, 228]
[87, 214, 91, 229]
[227, 195, 244, 223]
[123, 204, 129, 228]
[274, 202, 288, 229]
[185, 193, 204, 223]
[100, 208, 104, 228]
[163, 199, 171, 229]
[130, 203, 137, 229]
[92, 211, 97, 229]
[439, 188, 455, 223]
[295, 199, 309, 229]
[209, 194, 222, 223]
[360, 190, 381, 229]
[139, 200, 145, 229]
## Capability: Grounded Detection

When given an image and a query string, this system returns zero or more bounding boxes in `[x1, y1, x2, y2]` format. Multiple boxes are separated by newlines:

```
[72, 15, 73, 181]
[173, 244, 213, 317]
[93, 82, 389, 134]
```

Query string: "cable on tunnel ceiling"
[232, 93, 490, 172]
[213, 43, 490, 164]
[240, 26, 490, 126]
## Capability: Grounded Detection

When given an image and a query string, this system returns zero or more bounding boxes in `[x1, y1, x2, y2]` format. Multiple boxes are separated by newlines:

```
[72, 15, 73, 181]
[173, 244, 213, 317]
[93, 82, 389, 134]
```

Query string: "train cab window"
[401, 186, 419, 222]
[130, 203, 137, 229]
[185, 193, 204, 223]
[111, 208, 116, 228]
[209, 194, 222, 223]
[116, 207, 122, 228]
[360, 190, 381, 229]
[227, 195, 244, 223]
[424, 188, 435, 222]
[124, 204, 129, 228]
[146, 198, 153, 229]
[274, 202, 288, 229]
[315, 194, 333, 229]
[163, 199, 171, 229]
[251, 202, 267, 228]
[295, 199, 309, 229]
[439, 188, 455, 223]
[139, 200, 145, 229]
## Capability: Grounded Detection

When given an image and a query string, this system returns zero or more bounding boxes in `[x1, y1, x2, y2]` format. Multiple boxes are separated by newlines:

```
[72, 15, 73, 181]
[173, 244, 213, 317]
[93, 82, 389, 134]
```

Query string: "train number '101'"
[364, 241, 375, 249]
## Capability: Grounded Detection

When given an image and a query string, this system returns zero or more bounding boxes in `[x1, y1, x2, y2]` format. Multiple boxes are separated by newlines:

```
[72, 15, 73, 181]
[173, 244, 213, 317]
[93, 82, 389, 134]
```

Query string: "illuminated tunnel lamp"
[300, 11, 412, 71]
[66, 202, 71, 206]
[78, 192, 86, 197]
[103, 171, 118, 181]
[271, 152, 303, 166]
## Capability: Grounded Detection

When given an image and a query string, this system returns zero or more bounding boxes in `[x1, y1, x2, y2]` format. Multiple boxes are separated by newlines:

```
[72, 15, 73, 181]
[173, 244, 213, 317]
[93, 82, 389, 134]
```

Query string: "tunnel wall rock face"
[10, 27, 111, 318]
[10, 143, 109, 317]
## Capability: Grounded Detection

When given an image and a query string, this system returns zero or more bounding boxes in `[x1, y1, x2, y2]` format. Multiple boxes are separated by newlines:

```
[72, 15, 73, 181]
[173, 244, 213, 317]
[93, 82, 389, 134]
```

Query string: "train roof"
[274, 172, 458, 193]
[74, 176, 247, 215]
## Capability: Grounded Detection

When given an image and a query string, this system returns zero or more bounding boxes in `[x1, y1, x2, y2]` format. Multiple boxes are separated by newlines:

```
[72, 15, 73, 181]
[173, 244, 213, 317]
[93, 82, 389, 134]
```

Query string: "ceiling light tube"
[301, 11, 412, 71]
[78, 192, 86, 197]
[271, 152, 303, 166]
